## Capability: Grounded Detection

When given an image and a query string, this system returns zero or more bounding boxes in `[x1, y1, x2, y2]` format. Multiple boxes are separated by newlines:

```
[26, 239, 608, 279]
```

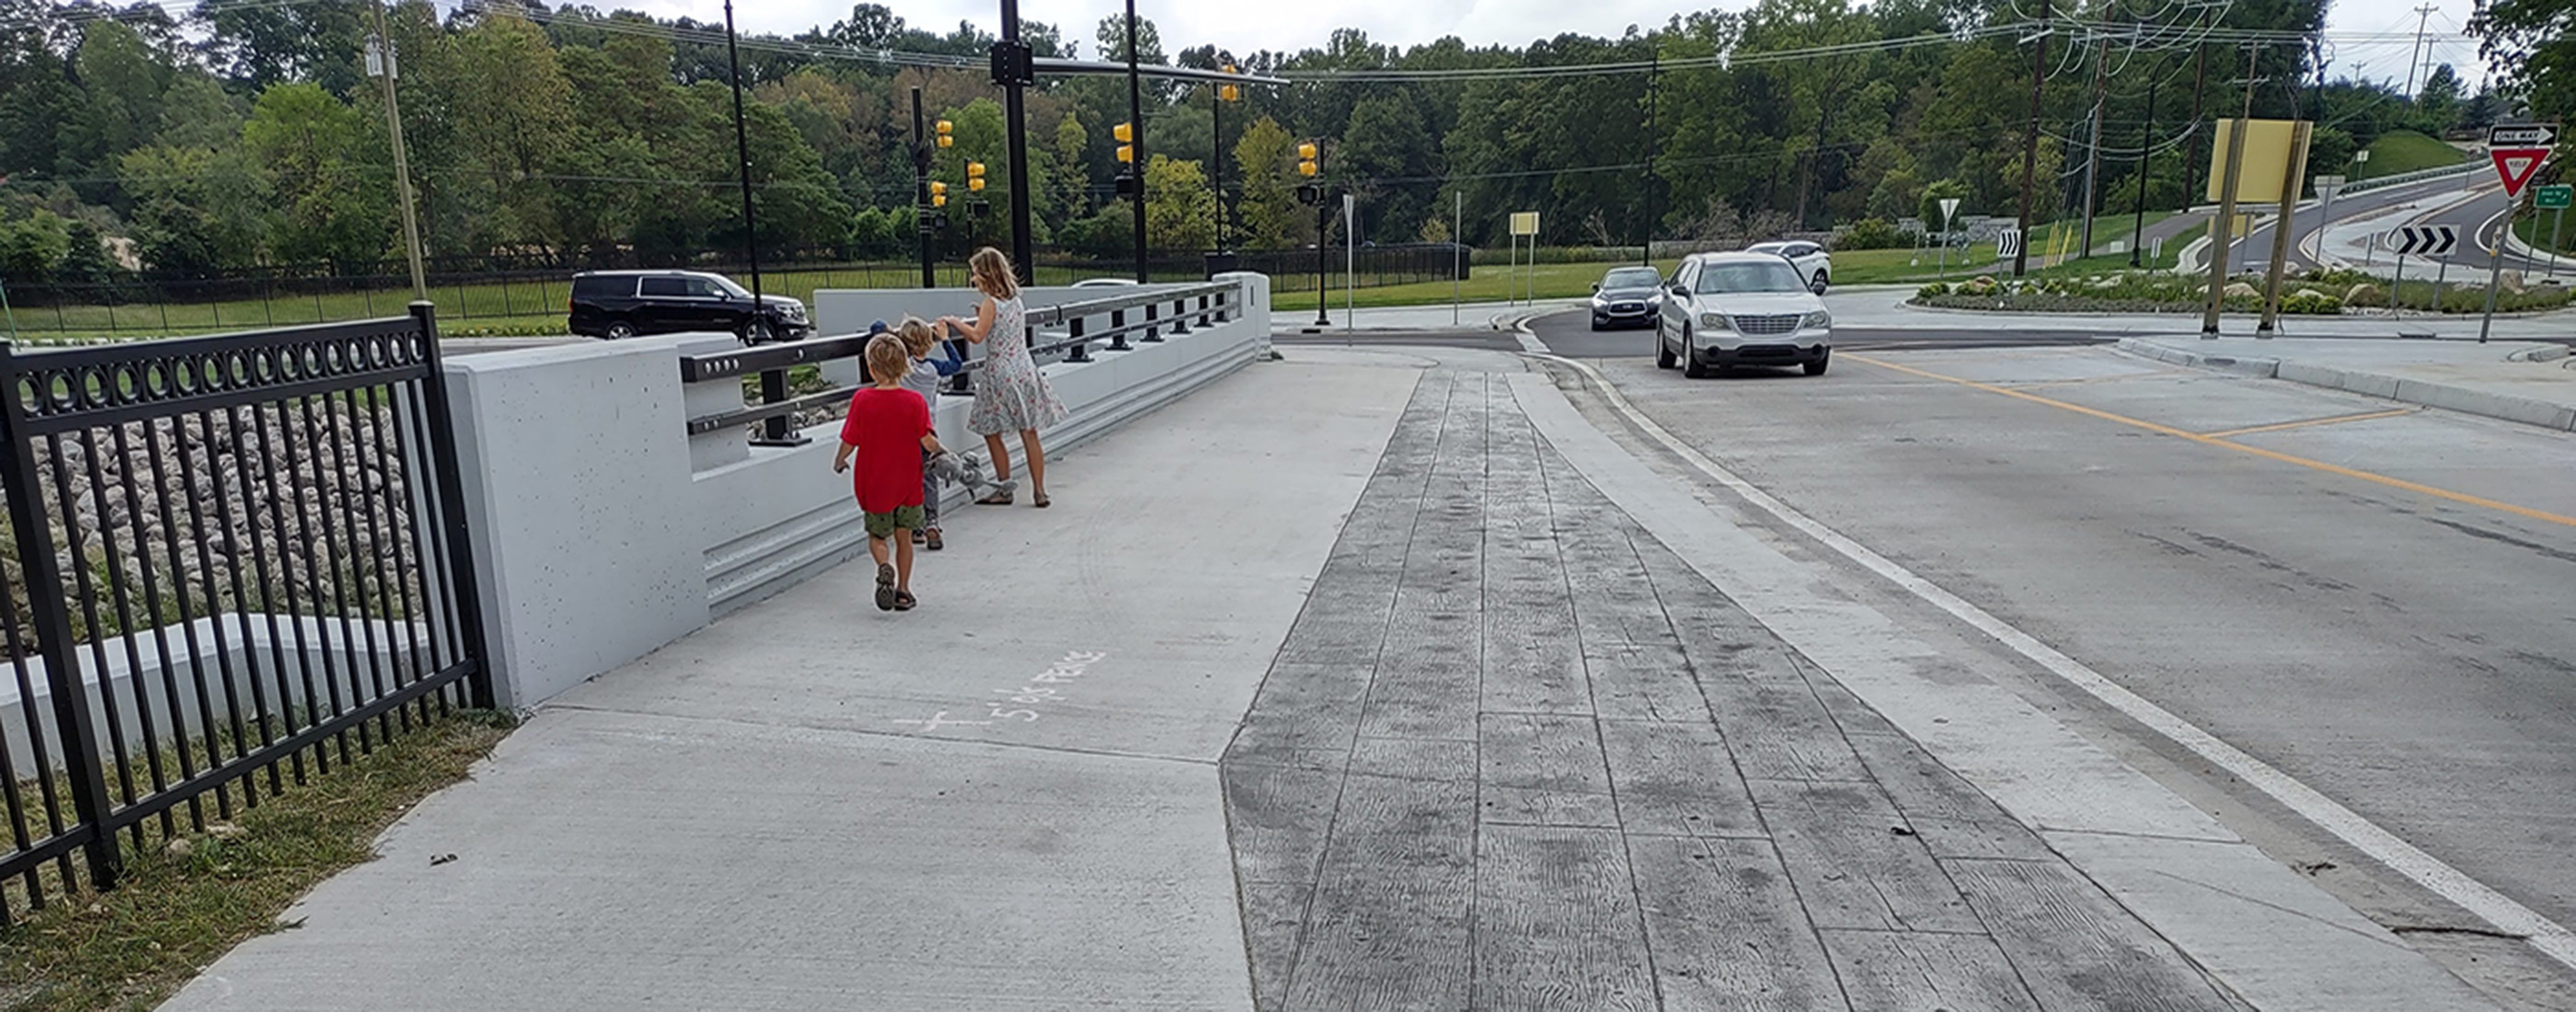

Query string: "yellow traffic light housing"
[929, 180, 948, 207]
[1298, 159, 1317, 178]
[1219, 84, 1240, 102]
[967, 161, 987, 191]
[1117, 145, 1134, 164]
[1297, 142, 1317, 160]
[1113, 121, 1133, 143]
[935, 120, 953, 148]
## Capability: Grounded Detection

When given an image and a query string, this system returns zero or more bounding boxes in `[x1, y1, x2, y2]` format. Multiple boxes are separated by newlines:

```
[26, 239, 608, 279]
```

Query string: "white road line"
[1537, 351, 2576, 973]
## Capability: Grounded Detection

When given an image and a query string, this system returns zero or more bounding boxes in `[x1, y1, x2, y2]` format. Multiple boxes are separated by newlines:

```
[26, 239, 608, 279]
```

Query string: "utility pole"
[2079, 29, 2110, 258]
[911, 87, 936, 289]
[2181, 22, 2209, 210]
[2132, 66, 2158, 267]
[1643, 52, 1660, 266]
[2014, 0, 2052, 277]
[2402, 5, 2435, 100]
[724, 0, 795, 445]
[367, 0, 426, 303]
[1124, 0, 1148, 283]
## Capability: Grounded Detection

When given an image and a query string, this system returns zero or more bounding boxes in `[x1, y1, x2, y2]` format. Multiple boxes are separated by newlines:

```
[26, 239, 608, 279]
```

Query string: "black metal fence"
[0, 247, 1459, 339]
[0, 305, 490, 922]
[679, 281, 1245, 439]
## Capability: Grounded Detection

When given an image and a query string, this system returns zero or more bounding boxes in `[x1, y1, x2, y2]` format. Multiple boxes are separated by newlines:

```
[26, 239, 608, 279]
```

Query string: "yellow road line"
[2199, 408, 2420, 439]
[1846, 352, 2576, 530]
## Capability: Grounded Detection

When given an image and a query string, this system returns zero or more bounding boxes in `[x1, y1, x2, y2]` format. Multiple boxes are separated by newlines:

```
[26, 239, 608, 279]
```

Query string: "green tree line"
[0, 0, 2524, 292]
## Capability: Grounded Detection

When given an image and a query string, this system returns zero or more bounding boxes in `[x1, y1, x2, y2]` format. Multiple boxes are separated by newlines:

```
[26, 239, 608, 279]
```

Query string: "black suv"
[568, 270, 811, 342]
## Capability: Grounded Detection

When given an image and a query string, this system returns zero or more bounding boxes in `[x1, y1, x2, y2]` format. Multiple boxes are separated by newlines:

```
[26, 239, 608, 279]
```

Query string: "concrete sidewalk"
[162, 347, 2501, 1010]
[2122, 335, 2576, 431]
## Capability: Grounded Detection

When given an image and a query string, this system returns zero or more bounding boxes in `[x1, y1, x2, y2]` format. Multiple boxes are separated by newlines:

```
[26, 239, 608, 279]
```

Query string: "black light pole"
[1212, 74, 1225, 250]
[912, 87, 937, 288]
[1315, 197, 1331, 328]
[1124, 0, 1148, 283]
[724, 0, 794, 444]
[995, 0, 1034, 284]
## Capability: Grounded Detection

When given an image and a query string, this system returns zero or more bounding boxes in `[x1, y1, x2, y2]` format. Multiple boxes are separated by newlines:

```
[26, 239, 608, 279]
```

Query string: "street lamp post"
[722, 0, 796, 445]
[1213, 62, 1239, 253]
[1123, 0, 1148, 283]
[366, 0, 427, 303]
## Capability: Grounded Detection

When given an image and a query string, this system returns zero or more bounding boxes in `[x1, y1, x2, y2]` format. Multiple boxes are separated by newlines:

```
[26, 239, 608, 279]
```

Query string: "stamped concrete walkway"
[162, 347, 2499, 1010]
[1224, 369, 2240, 1011]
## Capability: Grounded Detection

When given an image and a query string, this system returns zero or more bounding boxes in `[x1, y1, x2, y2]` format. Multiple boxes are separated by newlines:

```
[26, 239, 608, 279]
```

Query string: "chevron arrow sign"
[2386, 225, 2458, 257]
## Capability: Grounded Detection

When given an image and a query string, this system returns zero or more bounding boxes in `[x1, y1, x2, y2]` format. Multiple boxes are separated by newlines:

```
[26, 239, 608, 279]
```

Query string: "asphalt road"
[1550, 312, 2576, 1006]
[1527, 311, 2112, 361]
[2232, 171, 2557, 278]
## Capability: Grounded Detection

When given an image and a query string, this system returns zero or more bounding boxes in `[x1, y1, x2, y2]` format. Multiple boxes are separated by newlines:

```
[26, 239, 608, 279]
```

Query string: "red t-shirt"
[839, 386, 930, 512]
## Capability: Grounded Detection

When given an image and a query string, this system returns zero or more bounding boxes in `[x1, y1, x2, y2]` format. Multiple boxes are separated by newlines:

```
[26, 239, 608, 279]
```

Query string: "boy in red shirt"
[834, 334, 949, 612]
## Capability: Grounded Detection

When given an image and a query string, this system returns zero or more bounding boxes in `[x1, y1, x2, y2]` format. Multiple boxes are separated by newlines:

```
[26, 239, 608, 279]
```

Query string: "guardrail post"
[1168, 295, 1190, 335]
[1107, 310, 1128, 352]
[1194, 293, 1212, 328]
[0, 341, 123, 891]
[1142, 302, 1163, 343]
[1066, 313, 1095, 362]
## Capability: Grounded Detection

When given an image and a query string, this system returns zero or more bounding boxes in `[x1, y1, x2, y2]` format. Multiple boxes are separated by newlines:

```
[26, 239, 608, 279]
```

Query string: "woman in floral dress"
[940, 247, 1067, 508]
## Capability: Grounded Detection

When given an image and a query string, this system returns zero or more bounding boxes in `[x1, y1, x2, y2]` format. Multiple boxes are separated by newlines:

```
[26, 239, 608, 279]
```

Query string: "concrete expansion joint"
[544, 701, 1219, 768]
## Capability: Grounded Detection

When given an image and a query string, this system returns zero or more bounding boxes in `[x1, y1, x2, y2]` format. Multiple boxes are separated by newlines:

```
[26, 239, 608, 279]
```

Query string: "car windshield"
[1601, 268, 1660, 289]
[707, 275, 752, 299]
[1696, 262, 1805, 293]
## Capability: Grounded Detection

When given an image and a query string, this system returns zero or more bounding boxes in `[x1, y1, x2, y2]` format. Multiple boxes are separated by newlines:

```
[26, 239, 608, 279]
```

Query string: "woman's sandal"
[892, 591, 916, 612]
[925, 527, 944, 551]
[1032, 492, 1051, 509]
[975, 489, 1014, 506]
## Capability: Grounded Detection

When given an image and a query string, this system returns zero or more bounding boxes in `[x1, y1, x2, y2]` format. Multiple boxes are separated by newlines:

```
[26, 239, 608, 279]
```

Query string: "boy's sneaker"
[911, 529, 926, 546]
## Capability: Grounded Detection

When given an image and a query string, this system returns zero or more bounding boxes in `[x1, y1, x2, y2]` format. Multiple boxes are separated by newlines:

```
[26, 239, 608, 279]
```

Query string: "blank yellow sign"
[2207, 119, 2306, 204]
[1510, 212, 1540, 236]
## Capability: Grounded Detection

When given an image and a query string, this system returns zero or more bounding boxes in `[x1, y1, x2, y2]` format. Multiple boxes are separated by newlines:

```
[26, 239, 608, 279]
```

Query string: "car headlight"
[1697, 312, 1731, 330]
[1800, 310, 1831, 329]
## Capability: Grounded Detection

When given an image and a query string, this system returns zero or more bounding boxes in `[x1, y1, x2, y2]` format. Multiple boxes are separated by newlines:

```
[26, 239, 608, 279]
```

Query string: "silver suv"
[1653, 252, 1833, 377]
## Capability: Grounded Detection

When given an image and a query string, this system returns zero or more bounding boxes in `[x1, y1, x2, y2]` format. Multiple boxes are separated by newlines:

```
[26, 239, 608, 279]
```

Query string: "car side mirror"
[1670, 284, 1688, 297]
[1591, 282, 1601, 293]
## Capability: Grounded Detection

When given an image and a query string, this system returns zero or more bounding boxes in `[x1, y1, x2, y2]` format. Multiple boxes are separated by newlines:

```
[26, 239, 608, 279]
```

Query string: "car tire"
[743, 319, 776, 345]
[1680, 330, 1708, 378]
[1805, 351, 1831, 376]
[603, 319, 637, 340]
[1655, 336, 1677, 370]
[1809, 270, 1830, 295]
[1590, 317, 1604, 331]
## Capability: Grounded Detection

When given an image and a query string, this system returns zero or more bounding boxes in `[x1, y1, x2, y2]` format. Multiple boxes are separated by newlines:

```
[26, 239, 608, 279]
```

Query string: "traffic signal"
[929, 180, 948, 208]
[967, 162, 986, 191]
[935, 120, 953, 149]
[1114, 121, 1134, 164]
[1219, 63, 1240, 103]
[1297, 141, 1318, 178]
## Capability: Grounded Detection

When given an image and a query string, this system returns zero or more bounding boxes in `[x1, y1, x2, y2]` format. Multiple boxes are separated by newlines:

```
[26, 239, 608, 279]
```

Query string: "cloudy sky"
[627, 0, 2494, 89]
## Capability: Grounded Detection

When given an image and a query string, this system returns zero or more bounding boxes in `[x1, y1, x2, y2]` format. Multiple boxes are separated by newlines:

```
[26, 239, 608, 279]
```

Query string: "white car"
[1653, 252, 1833, 377]
[1745, 239, 1832, 293]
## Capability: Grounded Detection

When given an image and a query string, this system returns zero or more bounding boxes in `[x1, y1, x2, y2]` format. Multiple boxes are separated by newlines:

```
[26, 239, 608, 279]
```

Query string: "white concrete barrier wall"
[442, 274, 1270, 708]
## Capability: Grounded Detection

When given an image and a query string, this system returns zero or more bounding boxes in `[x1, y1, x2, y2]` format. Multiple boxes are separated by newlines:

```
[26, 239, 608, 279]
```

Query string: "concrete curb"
[2116, 338, 2576, 431]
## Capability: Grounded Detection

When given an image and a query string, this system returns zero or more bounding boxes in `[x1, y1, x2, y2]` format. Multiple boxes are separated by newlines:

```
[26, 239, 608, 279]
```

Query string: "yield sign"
[2491, 148, 2550, 198]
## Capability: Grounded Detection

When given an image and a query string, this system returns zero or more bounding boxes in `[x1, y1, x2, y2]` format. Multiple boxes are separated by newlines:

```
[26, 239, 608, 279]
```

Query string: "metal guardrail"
[2339, 160, 2481, 197]
[678, 281, 1241, 438]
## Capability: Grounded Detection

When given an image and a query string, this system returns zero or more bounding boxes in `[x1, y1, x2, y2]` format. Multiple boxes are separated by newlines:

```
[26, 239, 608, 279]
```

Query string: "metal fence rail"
[0, 305, 490, 921]
[679, 281, 1242, 438]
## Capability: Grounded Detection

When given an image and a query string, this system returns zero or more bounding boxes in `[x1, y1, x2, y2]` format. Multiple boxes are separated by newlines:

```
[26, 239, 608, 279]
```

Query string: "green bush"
[1836, 218, 1910, 250]
[2280, 290, 2343, 315]
[1916, 282, 1950, 299]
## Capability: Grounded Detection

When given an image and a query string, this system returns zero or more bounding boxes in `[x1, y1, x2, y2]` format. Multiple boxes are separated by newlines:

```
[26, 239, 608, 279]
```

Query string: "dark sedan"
[1589, 266, 1664, 330]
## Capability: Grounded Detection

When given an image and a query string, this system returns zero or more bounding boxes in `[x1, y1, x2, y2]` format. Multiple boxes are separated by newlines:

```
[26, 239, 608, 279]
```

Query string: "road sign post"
[2314, 173, 2346, 268]
[2537, 184, 2571, 280]
[1938, 198, 1961, 280]
[1509, 211, 1539, 306]
[2482, 123, 2558, 343]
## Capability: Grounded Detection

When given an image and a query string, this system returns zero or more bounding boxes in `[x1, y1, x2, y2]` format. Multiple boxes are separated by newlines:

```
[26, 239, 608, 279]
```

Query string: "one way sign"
[2386, 225, 2457, 257]
[2489, 122, 2557, 199]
